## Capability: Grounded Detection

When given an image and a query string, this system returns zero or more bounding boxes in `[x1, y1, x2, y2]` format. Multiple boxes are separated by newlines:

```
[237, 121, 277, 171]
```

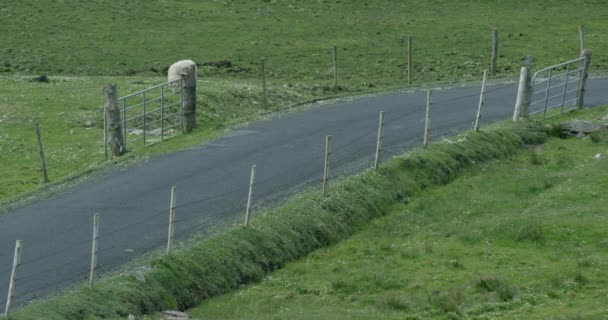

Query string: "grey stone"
[161, 310, 190, 320]
[560, 120, 606, 134]
[130, 266, 151, 283]
[131, 270, 145, 283]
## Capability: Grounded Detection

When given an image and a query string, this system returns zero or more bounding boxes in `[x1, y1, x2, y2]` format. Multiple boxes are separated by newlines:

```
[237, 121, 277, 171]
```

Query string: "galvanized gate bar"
[530, 56, 587, 118]
[161, 86, 165, 142]
[116, 79, 184, 148]
[143, 91, 147, 145]
[531, 57, 585, 83]
[542, 69, 552, 116]
[560, 63, 571, 113]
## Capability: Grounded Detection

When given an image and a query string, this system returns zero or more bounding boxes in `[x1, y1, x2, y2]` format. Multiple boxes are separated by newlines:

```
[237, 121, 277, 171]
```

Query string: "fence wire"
[0, 75, 542, 313]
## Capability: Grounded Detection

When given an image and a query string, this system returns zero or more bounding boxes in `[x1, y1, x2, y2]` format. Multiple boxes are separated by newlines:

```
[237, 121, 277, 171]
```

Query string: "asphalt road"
[1, 78, 607, 309]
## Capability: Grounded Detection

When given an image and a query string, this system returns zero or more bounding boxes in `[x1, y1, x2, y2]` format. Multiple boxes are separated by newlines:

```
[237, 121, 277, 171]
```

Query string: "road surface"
[1, 78, 607, 309]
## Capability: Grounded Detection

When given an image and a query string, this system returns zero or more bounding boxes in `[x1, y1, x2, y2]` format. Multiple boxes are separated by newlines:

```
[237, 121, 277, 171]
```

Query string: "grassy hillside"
[187, 122, 608, 319]
[1, 0, 607, 203]
[2, 0, 607, 85]
[0, 0, 608, 84]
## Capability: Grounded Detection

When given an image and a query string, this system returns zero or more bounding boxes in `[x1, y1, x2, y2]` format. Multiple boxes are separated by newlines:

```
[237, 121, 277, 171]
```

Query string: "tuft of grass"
[573, 270, 588, 286]
[379, 295, 411, 311]
[529, 150, 547, 166]
[427, 287, 465, 314]
[589, 130, 608, 144]
[475, 275, 517, 302]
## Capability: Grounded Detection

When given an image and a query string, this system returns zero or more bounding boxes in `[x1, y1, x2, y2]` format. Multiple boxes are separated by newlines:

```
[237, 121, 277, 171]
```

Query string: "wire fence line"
[3, 58, 587, 314]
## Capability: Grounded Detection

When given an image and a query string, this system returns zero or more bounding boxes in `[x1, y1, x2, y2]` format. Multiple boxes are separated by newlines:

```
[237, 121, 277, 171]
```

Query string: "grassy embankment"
[2, 0, 608, 203]
[179, 111, 608, 319]
[10, 115, 554, 319]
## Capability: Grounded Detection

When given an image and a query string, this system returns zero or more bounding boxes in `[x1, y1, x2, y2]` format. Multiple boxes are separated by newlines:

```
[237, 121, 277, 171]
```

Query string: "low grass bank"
[185, 125, 608, 318]
[7, 121, 546, 319]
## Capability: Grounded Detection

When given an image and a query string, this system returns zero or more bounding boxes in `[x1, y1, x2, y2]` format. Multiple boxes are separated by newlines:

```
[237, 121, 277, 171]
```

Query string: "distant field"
[2, 0, 607, 85]
[188, 120, 608, 319]
[1, 0, 607, 202]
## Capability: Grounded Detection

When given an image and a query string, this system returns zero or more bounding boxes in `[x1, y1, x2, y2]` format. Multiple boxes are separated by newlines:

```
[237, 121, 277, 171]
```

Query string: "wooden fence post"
[323, 135, 332, 196]
[523, 55, 534, 117]
[89, 213, 99, 289]
[166, 186, 177, 254]
[103, 113, 108, 159]
[424, 90, 431, 147]
[181, 64, 197, 133]
[407, 35, 413, 85]
[103, 84, 125, 157]
[490, 28, 498, 76]
[261, 58, 268, 109]
[579, 25, 586, 54]
[577, 49, 592, 109]
[34, 123, 49, 183]
[374, 111, 385, 170]
[474, 69, 488, 131]
[4, 240, 23, 317]
[333, 45, 339, 94]
[244, 165, 256, 226]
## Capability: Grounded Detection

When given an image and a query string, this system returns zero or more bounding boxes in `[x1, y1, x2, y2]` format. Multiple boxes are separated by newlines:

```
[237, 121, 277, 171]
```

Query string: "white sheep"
[167, 59, 197, 91]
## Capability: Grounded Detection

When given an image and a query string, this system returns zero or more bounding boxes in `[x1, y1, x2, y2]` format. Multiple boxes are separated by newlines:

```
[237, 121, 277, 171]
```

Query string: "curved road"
[1, 78, 607, 309]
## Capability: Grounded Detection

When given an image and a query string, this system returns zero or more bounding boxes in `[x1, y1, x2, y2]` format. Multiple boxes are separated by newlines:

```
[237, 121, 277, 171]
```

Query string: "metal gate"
[104, 79, 184, 156]
[530, 56, 587, 117]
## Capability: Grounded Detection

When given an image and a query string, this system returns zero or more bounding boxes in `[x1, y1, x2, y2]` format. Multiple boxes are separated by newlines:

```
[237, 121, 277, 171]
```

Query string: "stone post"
[103, 84, 125, 156]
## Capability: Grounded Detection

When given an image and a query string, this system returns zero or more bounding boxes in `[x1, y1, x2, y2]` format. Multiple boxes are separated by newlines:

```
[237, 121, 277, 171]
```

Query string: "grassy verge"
[2, 0, 608, 203]
[183, 119, 608, 318]
[7, 118, 547, 319]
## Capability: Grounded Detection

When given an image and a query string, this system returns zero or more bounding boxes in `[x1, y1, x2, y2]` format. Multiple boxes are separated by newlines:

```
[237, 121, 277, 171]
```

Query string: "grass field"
[187, 128, 608, 319]
[1, 0, 607, 204]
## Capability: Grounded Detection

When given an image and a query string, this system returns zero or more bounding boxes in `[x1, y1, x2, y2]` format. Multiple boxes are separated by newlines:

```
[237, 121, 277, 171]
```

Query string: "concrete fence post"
[4, 240, 23, 317]
[166, 186, 177, 254]
[579, 25, 586, 54]
[577, 49, 592, 109]
[474, 69, 488, 131]
[374, 111, 385, 170]
[245, 164, 256, 225]
[513, 67, 529, 121]
[323, 135, 332, 196]
[513, 56, 533, 121]
[89, 213, 99, 289]
[103, 84, 125, 157]
[181, 64, 197, 132]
